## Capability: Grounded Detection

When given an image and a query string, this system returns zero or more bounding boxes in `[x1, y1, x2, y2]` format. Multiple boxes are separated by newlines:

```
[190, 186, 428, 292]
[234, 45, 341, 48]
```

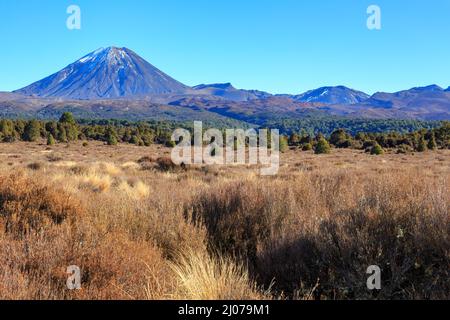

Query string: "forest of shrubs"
[0, 113, 178, 147]
[0, 112, 449, 155]
[286, 122, 450, 154]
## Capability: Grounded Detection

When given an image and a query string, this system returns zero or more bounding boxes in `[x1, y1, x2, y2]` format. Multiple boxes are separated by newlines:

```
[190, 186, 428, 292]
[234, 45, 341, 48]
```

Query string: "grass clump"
[169, 250, 264, 300]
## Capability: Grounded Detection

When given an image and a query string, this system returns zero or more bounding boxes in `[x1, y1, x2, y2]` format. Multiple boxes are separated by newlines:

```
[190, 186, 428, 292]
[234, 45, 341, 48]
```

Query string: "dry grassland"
[0, 141, 448, 299]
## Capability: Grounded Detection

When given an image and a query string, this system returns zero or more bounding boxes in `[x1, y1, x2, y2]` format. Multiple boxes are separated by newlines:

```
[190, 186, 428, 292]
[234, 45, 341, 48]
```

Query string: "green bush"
[105, 127, 119, 146]
[370, 143, 384, 155]
[46, 134, 56, 146]
[427, 134, 437, 150]
[314, 138, 331, 154]
[279, 136, 289, 153]
[417, 136, 427, 152]
[107, 135, 118, 146]
[330, 129, 352, 148]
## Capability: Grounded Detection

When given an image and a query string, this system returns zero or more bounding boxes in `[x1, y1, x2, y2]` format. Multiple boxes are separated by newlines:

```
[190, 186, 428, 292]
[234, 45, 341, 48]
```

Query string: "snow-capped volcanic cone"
[15, 47, 189, 99]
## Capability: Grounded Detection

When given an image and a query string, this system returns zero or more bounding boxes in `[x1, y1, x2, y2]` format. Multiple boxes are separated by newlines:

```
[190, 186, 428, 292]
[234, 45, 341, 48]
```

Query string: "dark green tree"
[59, 112, 76, 125]
[23, 120, 41, 142]
[427, 133, 437, 150]
[45, 121, 58, 138]
[289, 133, 301, 146]
[417, 136, 428, 152]
[57, 124, 68, 143]
[106, 127, 119, 146]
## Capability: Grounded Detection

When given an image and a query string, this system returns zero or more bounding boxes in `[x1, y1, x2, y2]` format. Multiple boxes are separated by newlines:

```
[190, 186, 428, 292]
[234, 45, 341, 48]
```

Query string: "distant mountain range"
[321, 85, 450, 120]
[1, 46, 449, 122]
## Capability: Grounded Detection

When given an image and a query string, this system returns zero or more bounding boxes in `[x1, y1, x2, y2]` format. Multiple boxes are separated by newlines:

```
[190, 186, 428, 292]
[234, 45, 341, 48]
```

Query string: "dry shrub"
[157, 157, 179, 172]
[89, 190, 207, 260]
[137, 156, 156, 164]
[169, 250, 264, 300]
[137, 156, 156, 171]
[2, 147, 448, 300]
[0, 171, 83, 236]
[0, 226, 174, 299]
[190, 181, 289, 264]
[27, 162, 43, 171]
[69, 164, 90, 175]
[189, 171, 450, 299]
[0, 171, 176, 300]
[74, 232, 174, 300]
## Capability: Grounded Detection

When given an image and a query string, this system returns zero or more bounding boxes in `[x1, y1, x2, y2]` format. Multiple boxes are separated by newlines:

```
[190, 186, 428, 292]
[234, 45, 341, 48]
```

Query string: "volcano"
[15, 47, 189, 99]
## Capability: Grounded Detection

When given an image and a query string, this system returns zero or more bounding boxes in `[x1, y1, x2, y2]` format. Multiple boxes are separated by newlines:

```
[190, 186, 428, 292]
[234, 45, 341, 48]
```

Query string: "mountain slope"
[192, 83, 272, 101]
[294, 86, 370, 104]
[15, 47, 189, 99]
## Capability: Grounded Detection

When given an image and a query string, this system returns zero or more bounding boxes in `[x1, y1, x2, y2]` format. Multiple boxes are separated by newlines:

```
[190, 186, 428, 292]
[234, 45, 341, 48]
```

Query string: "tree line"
[266, 118, 443, 136]
[0, 113, 449, 155]
[286, 121, 450, 154]
[0, 113, 177, 147]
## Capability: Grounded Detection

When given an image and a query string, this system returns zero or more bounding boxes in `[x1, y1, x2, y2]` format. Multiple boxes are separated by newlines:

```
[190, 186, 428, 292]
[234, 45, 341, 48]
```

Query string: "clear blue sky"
[0, 0, 449, 94]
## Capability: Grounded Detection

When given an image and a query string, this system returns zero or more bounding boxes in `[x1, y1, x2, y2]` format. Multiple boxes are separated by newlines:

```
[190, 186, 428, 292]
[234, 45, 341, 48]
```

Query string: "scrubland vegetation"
[0, 138, 448, 300]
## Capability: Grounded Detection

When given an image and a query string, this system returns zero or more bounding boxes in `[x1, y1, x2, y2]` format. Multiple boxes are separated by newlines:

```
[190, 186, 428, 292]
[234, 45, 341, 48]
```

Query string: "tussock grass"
[169, 250, 265, 300]
[79, 172, 112, 193]
[117, 179, 150, 200]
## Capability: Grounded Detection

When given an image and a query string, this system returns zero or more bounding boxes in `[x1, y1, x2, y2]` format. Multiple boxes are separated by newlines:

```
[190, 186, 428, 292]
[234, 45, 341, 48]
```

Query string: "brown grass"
[0, 141, 448, 300]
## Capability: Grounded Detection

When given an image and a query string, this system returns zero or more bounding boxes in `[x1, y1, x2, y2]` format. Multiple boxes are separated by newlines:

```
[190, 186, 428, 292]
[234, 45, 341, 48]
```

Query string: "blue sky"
[0, 0, 449, 94]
